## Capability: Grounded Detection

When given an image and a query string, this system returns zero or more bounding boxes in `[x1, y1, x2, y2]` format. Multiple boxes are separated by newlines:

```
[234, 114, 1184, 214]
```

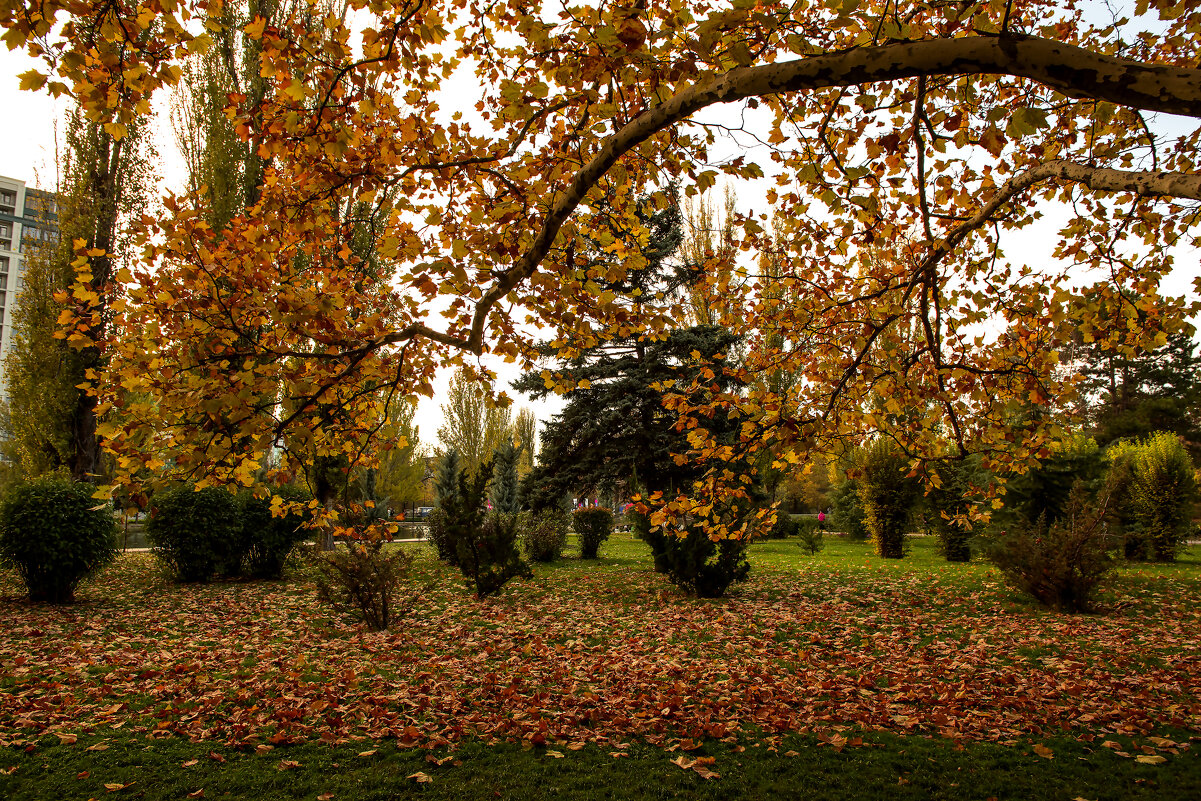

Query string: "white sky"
[1, 20, 1198, 453]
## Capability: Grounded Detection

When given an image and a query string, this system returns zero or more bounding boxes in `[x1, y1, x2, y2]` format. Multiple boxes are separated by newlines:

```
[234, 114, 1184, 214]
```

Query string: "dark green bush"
[457, 512, 532, 597]
[855, 440, 920, 559]
[0, 477, 118, 603]
[829, 479, 868, 541]
[984, 482, 1119, 613]
[796, 518, 824, 555]
[147, 484, 242, 582]
[633, 512, 750, 598]
[314, 540, 412, 631]
[766, 513, 799, 539]
[237, 484, 313, 579]
[520, 509, 569, 562]
[572, 507, 613, 559]
[425, 507, 457, 564]
[925, 456, 984, 563]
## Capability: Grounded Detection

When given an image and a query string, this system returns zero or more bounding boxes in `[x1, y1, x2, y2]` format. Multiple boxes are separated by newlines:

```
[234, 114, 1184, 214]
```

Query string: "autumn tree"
[7, 0, 1201, 547]
[0, 109, 153, 481]
[437, 368, 512, 481]
[512, 407, 537, 479]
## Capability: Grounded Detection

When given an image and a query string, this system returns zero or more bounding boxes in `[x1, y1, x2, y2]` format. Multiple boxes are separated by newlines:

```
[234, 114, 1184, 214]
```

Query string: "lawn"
[1, 534, 1198, 799]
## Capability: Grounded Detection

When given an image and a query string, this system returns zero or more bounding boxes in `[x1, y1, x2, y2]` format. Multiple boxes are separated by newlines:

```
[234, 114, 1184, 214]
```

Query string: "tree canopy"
[6, 0, 1200, 535]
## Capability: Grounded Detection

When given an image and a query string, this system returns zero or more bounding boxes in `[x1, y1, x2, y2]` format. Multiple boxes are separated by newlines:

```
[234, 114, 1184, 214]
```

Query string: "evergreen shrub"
[984, 483, 1119, 613]
[0, 477, 118, 603]
[633, 512, 750, 598]
[572, 507, 613, 559]
[147, 484, 242, 582]
[855, 440, 919, 559]
[237, 484, 313, 578]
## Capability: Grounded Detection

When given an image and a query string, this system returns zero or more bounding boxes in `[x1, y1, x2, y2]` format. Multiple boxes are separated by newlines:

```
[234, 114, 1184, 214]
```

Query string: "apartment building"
[0, 175, 59, 401]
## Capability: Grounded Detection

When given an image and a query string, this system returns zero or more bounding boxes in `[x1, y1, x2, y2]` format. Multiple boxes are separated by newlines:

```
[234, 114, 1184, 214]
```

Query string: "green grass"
[1, 531, 1199, 799]
[2, 728, 1198, 800]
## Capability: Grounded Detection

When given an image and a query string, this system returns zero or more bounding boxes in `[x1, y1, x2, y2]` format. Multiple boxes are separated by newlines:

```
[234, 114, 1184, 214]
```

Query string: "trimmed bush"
[633, 512, 750, 598]
[984, 483, 1118, 613]
[925, 457, 984, 563]
[572, 507, 613, 559]
[315, 540, 412, 631]
[855, 440, 920, 559]
[237, 484, 313, 579]
[147, 484, 242, 582]
[0, 477, 118, 603]
[520, 509, 569, 562]
[829, 479, 868, 541]
[766, 513, 799, 539]
[1108, 432, 1196, 562]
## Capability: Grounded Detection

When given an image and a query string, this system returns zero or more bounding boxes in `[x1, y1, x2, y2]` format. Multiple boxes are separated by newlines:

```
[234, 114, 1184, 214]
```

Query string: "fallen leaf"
[77, 771, 90, 779]
[56, 733, 78, 745]
[181, 759, 199, 768]
[1033, 744, 1054, 759]
[408, 771, 433, 783]
[671, 755, 696, 770]
[545, 750, 564, 758]
[187, 791, 205, 799]
[277, 760, 301, 770]
[317, 795, 334, 801]
[103, 782, 135, 792]
[255, 745, 274, 756]
[1135, 755, 1167, 765]
[86, 744, 109, 752]
[357, 750, 377, 757]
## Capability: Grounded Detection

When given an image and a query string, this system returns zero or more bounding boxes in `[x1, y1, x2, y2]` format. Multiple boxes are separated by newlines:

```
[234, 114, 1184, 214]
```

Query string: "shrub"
[0, 477, 118, 603]
[999, 434, 1103, 527]
[829, 479, 868, 541]
[925, 457, 984, 563]
[457, 512, 533, 597]
[984, 482, 1119, 613]
[796, 519, 824, 555]
[314, 539, 412, 631]
[766, 513, 799, 539]
[520, 509, 569, 562]
[237, 484, 313, 579]
[147, 484, 242, 582]
[429, 451, 463, 566]
[633, 512, 750, 598]
[573, 507, 613, 559]
[1108, 433, 1196, 562]
[855, 440, 920, 559]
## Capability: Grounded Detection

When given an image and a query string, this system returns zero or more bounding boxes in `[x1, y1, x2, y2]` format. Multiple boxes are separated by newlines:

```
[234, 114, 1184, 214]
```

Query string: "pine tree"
[489, 442, 520, 516]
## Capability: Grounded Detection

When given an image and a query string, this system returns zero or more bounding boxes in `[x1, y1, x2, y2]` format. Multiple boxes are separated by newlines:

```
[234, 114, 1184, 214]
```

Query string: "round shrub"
[0, 477, 118, 603]
[147, 484, 242, 582]
[520, 509, 569, 562]
[237, 484, 313, 579]
[766, 513, 799, 539]
[572, 507, 613, 559]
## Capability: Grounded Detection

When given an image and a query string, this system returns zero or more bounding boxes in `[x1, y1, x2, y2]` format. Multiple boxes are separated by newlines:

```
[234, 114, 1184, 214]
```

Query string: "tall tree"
[512, 407, 537, 479]
[437, 368, 512, 481]
[1, 109, 152, 481]
[1065, 322, 1201, 452]
[10, 0, 1201, 541]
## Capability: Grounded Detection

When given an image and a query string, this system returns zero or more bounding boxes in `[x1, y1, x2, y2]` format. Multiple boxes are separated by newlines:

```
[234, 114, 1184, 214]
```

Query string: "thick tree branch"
[456, 34, 1201, 355]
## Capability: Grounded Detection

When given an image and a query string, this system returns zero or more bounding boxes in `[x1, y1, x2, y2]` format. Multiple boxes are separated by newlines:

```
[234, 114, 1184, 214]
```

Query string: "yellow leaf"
[1135, 755, 1166, 765]
[1032, 744, 1053, 759]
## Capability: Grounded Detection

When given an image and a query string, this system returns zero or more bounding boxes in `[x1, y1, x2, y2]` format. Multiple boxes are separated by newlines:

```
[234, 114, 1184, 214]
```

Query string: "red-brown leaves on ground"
[0, 548, 1197, 754]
